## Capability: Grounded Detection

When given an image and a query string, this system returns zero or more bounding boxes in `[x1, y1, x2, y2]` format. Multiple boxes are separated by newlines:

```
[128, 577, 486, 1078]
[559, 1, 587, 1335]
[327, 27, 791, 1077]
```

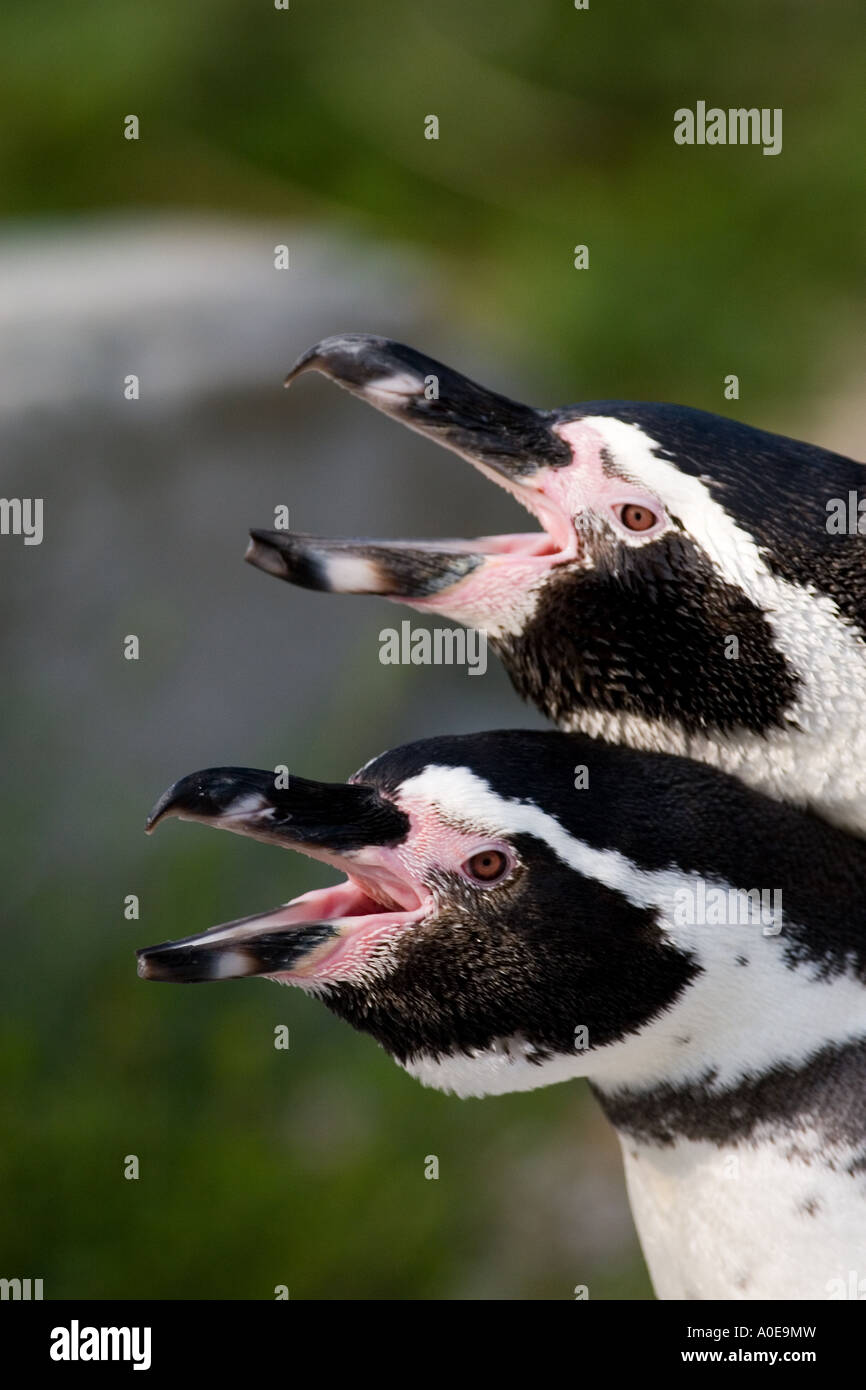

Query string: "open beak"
[137, 766, 429, 985]
[245, 335, 578, 622]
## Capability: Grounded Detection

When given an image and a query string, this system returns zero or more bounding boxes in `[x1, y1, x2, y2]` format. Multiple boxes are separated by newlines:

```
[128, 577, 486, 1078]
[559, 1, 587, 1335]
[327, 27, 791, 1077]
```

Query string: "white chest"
[620, 1131, 866, 1300]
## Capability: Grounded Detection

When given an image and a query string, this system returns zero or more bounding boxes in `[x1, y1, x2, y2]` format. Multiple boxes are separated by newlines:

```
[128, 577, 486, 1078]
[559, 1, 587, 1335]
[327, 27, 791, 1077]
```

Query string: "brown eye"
[464, 849, 510, 884]
[619, 503, 658, 532]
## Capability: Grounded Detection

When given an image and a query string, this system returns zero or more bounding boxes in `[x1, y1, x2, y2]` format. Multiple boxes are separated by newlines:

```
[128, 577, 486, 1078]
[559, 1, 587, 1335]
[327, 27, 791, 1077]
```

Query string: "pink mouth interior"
[457, 471, 577, 564]
[471, 530, 563, 557]
[250, 875, 432, 982]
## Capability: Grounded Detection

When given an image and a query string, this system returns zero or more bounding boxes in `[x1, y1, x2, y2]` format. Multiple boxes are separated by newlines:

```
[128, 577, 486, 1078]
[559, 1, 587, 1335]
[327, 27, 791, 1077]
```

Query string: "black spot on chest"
[797, 1195, 822, 1217]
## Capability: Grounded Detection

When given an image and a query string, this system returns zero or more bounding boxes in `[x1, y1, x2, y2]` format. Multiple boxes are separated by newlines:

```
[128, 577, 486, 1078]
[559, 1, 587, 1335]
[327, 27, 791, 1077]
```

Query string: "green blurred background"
[1, 0, 863, 1299]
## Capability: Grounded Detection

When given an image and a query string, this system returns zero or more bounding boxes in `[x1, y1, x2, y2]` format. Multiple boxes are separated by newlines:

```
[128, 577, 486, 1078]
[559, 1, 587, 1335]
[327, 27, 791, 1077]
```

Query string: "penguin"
[246, 334, 866, 835]
[138, 729, 866, 1300]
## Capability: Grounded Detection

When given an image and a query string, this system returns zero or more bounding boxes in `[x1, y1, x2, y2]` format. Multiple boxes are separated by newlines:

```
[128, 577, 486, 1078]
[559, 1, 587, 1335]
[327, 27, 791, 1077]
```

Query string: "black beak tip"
[144, 769, 253, 838]
[283, 345, 319, 387]
[245, 530, 292, 579]
[284, 336, 349, 387]
[136, 948, 159, 980]
[144, 770, 208, 833]
[135, 939, 235, 984]
[136, 946, 197, 984]
[145, 788, 177, 834]
[284, 334, 398, 391]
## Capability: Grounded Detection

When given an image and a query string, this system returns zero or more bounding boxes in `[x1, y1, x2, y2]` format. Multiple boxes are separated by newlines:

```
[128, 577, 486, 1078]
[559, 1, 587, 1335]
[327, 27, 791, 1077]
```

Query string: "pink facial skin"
[391, 420, 669, 634]
[550, 420, 669, 545]
[273, 802, 514, 986]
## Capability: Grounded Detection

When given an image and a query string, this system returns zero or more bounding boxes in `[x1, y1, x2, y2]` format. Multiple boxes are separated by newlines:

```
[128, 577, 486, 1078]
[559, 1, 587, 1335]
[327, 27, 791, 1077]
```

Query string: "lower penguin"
[138, 729, 866, 1301]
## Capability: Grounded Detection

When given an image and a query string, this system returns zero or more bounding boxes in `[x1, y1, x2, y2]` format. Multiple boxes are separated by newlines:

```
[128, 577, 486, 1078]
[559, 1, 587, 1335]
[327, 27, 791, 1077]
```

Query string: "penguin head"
[138, 731, 706, 1095]
[248, 336, 866, 790]
[140, 729, 866, 1098]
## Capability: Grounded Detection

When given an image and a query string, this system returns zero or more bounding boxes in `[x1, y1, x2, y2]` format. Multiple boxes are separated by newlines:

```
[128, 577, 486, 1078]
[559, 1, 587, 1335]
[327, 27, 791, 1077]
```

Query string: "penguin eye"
[462, 848, 512, 885]
[616, 502, 659, 533]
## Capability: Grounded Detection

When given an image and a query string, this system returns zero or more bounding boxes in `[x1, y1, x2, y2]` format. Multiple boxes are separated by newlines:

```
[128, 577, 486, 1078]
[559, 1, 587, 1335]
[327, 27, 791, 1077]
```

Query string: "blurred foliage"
[1, 0, 864, 1299]
[1, 0, 864, 406]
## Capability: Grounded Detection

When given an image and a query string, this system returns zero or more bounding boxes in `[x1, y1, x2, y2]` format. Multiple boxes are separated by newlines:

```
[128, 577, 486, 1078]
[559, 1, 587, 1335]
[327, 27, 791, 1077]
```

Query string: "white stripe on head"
[559, 416, 766, 586]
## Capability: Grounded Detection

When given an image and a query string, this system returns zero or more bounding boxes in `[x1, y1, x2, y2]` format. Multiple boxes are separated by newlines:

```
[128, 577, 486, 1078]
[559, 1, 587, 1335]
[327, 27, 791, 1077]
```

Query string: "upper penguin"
[247, 334, 866, 834]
